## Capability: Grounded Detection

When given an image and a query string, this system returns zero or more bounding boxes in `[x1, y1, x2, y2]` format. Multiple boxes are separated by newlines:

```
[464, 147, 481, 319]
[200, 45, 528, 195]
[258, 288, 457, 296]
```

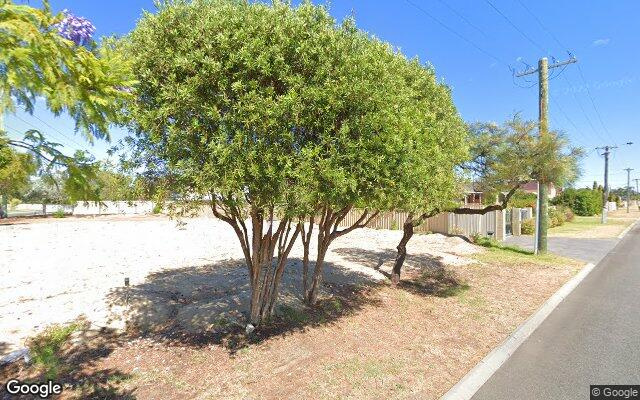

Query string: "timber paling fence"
[338, 207, 535, 241]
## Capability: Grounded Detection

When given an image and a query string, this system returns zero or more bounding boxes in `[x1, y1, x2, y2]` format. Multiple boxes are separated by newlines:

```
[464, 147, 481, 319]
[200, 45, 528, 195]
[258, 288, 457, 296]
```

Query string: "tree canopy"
[123, 0, 467, 322]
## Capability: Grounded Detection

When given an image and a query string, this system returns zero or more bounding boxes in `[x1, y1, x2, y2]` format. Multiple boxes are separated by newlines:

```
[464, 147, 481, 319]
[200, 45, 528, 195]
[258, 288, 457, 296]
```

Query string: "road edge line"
[617, 217, 640, 239]
[440, 261, 596, 400]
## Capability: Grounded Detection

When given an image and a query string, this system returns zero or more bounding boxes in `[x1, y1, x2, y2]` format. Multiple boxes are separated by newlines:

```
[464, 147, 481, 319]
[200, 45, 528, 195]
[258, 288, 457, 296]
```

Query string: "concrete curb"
[441, 262, 597, 400]
[617, 217, 640, 239]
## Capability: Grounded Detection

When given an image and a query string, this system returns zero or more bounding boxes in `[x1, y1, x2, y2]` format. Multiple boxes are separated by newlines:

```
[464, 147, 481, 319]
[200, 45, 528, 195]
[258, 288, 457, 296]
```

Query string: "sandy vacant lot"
[1, 214, 583, 399]
[0, 215, 477, 356]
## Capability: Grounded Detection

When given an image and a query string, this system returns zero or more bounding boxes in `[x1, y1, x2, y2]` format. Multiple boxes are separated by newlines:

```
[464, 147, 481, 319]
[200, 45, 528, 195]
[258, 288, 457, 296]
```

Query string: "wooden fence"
[339, 207, 505, 240]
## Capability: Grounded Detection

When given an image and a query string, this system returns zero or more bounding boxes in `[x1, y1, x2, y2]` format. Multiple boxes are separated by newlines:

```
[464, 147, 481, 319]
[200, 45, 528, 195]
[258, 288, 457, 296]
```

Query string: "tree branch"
[451, 183, 522, 215]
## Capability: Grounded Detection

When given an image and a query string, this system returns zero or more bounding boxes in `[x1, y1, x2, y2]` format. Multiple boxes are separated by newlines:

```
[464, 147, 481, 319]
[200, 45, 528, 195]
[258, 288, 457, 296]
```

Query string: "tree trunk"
[300, 214, 314, 299]
[210, 201, 299, 327]
[306, 241, 329, 305]
[304, 206, 377, 305]
[392, 213, 414, 285]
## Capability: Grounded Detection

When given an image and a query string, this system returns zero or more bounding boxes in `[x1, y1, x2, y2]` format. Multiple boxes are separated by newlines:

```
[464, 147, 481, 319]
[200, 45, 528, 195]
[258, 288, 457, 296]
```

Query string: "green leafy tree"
[296, 26, 468, 304]
[391, 117, 582, 283]
[0, 140, 36, 215]
[125, 0, 352, 324]
[553, 188, 602, 216]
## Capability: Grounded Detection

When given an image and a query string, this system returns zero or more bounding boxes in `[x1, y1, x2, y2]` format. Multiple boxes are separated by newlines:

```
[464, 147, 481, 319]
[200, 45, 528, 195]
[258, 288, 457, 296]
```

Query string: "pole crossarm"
[515, 56, 577, 77]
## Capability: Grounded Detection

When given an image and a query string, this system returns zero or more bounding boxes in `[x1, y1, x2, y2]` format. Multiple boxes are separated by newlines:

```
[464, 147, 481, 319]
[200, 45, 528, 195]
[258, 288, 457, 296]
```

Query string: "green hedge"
[553, 188, 602, 216]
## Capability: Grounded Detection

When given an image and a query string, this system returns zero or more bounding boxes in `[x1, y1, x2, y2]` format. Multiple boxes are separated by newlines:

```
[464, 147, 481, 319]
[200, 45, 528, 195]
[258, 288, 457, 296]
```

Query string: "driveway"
[504, 235, 618, 264]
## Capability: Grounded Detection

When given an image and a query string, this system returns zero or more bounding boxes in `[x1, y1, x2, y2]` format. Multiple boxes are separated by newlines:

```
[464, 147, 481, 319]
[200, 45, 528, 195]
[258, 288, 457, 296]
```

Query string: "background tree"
[0, 140, 36, 215]
[391, 117, 582, 283]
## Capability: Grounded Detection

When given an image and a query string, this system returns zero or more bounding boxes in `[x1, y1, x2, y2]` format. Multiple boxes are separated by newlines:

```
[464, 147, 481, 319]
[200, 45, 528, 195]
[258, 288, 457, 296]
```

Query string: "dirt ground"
[1, 215, 583, 399]
[1, 214, 475, 356]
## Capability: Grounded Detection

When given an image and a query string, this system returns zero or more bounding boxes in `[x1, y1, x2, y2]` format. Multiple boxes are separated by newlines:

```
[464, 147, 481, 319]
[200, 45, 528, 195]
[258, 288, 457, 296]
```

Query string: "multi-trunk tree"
[123, 0, 470, 322]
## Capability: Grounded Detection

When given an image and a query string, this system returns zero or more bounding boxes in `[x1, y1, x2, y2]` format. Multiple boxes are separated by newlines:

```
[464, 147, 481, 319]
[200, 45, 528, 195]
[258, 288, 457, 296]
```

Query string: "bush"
[549, 207, 566, 228]
[53, 209, 65, 218]
[508, 190, 538, 208]
[521, 218, 534, 235]
[559, 205, 574, 222]
[553, 188, 602, 216]
[9, 198, 21, 210]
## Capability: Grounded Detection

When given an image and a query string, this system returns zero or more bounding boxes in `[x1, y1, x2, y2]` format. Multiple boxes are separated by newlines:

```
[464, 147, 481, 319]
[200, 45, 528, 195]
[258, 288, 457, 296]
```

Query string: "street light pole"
[624, 168, 634, 213]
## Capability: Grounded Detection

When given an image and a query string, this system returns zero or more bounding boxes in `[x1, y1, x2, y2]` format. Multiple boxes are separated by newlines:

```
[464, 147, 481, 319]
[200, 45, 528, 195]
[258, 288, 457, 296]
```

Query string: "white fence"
[72, 201, 155, 216]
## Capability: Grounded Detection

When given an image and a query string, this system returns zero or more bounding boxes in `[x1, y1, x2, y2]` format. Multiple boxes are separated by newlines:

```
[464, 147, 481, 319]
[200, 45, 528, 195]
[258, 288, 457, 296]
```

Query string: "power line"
[575, 62, 615, 142]
[403, 0, 511, 69]
[10, 113, 91, 151]
[435, 0, 489, 39]
[549, 92, 588, 141]
[484, 0, 547, 54]
[515, 0, 566, 51]
[561, 74, 604, 142]
[512, 1, 614, 145]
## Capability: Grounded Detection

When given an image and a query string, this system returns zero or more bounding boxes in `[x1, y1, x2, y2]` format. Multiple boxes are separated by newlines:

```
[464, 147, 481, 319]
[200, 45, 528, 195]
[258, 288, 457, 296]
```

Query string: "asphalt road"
[472, 223, 640, 400]
[504, 235, 618, 265]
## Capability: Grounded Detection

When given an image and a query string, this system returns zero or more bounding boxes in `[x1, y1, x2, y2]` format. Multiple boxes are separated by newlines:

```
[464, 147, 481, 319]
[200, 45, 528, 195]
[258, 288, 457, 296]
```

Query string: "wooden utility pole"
[515, 55, 576, 253]
[597, 145, 614, 223]
[625, 168, 634, 213]
[596, 142, 633, 222]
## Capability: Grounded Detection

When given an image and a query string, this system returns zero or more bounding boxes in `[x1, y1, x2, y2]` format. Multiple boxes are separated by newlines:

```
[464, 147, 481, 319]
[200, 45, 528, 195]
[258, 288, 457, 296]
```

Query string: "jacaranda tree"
[0, 0, 134, 204]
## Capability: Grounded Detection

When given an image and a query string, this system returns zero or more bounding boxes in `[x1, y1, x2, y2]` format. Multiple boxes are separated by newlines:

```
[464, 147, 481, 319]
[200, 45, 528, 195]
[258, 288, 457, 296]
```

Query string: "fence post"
[495, 210, 505, 241]
[512, 208, 522, 236]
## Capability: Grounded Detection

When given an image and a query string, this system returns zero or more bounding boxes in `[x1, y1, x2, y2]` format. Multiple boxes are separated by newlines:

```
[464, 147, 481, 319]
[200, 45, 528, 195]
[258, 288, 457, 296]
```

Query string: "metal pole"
[625, 168, 634, 213]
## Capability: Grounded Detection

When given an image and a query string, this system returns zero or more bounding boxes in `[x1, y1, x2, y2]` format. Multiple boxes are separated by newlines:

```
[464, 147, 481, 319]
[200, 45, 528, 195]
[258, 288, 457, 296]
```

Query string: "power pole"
[625, 168, 634, 213]
[596, 145, 615, 223]
[635, 178, 640, 210]
[515, 55, 576, 253]
[596, 142, 633, 221]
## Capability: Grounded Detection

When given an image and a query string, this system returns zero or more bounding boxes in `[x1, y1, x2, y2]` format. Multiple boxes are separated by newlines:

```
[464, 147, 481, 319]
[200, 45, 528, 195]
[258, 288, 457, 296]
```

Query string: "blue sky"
[6, 0, 640, 189]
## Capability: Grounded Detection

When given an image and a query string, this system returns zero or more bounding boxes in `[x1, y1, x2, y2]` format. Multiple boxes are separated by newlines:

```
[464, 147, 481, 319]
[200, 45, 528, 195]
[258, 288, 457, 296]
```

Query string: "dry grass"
[2, 240, 583, 400]
[548, 209, 639, 238]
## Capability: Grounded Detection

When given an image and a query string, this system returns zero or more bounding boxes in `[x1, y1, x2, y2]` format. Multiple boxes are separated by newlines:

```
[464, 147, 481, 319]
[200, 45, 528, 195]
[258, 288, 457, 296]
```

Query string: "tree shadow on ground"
[0, 327, 136, 399]
[104, 257, 382, 355]
[333, 247, 470, 298]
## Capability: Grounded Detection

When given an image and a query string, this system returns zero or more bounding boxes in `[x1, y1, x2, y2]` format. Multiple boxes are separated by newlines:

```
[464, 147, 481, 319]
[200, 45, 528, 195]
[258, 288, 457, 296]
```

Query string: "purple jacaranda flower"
[55, 9, 96, 46]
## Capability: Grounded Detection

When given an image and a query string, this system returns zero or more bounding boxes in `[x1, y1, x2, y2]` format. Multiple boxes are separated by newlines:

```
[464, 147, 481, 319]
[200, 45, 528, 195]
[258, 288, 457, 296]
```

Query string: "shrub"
[559, 205, 574, 222]
[521, 218, 534, 235]
[553, 188, 602, 216]
[549, 207, 566, 228]
[53, 209, 65, 218]
[9, 198, 21, 210]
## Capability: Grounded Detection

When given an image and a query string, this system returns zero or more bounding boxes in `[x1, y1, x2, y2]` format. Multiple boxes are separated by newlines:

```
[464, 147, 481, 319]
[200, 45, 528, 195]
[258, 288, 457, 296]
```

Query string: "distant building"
[519, 181, 557, 199]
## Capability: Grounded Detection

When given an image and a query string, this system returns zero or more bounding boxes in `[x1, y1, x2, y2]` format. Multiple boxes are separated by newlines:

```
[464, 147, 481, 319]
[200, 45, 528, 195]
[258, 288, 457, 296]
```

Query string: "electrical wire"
[435, 0, 489, 39]
[514, 1, 614, 145]
[575, 62, 615, 142]
[10, 113, 91, 151]
[403, 0, 512, 70]
[484, 0, 547, 54]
